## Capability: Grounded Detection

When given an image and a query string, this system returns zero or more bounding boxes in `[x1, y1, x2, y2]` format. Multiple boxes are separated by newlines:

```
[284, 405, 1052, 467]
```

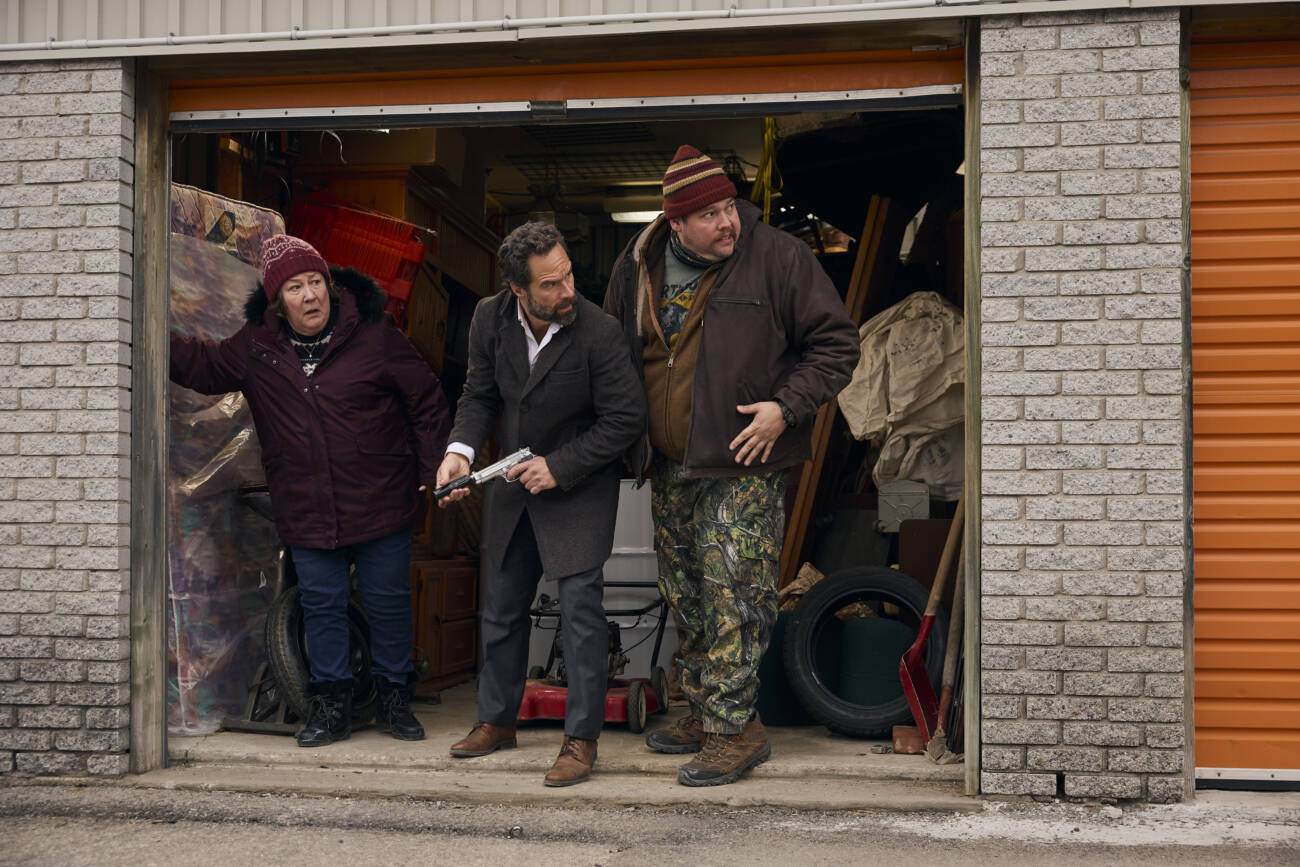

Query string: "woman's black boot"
[297, 680, 353, 747]
[376, 679, 425, 741]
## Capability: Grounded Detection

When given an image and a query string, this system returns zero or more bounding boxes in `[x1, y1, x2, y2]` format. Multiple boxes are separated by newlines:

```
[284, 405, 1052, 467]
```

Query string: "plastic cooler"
[288, 198, 427, 321]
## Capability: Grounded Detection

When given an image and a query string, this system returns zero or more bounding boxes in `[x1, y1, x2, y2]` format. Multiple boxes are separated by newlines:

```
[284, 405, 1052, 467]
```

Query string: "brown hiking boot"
[677, 717, 770, 787]
[449, 721, 517, 757]
[543, 735, 597, 787]
[645, 713, 705, 754]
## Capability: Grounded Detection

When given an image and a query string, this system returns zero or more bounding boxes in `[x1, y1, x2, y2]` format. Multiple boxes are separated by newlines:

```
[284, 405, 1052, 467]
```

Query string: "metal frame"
[169, 101, 534, 131]
[167, 85, 964, 132]
[564, 85, 963, 117]
[1196, 767, 1300, 783]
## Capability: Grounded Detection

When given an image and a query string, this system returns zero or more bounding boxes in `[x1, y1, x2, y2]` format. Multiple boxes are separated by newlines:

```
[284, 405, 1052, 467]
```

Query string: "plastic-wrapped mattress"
[166, 186, 284, 735]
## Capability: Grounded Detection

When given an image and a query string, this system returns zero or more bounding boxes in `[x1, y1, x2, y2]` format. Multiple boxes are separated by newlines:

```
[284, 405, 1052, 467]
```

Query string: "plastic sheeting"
[167, 188, 285, 735]
[837, 291, 965, 501]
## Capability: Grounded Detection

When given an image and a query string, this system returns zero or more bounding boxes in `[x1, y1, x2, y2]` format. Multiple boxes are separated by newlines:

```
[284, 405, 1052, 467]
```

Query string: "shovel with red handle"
[926, 545, 965, 762]
[899, 491, 963, 745]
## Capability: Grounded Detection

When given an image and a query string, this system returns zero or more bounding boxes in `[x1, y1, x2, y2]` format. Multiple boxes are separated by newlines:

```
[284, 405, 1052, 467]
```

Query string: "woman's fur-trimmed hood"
[244, 265, 389, 325]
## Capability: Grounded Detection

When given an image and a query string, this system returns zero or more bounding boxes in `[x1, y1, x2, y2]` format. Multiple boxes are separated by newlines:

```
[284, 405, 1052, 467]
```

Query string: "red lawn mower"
[519, 581, 672, 732]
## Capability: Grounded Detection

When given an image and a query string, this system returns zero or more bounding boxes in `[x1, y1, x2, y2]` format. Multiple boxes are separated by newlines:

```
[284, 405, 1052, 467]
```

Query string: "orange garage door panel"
[167, 49, 964, 115]
[1191, 38, 1300, 776]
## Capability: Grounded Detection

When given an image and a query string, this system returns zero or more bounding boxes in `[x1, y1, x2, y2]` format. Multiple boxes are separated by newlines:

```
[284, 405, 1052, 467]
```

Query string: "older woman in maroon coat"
[170, 234, 451, 747]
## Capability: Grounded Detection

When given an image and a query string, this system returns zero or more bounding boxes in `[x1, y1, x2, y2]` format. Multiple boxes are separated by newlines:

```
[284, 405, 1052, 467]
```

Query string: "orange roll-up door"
[1191, 38, 1300, 776]
[166, 49, 963, 115]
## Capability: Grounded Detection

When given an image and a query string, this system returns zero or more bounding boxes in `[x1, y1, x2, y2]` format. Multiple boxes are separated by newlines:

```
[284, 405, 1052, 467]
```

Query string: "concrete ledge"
[131, 762, 977, 812]
[167, 723, 965, 783]
[167, 684, 965, 781]
[149, 684, 971, 811]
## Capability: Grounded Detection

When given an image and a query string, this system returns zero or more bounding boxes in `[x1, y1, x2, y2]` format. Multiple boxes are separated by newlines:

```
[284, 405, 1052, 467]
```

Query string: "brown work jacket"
[604, 199, 860, 478]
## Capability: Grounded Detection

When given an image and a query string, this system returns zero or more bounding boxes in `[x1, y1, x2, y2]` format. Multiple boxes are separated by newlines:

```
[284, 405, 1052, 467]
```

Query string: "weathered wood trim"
[962, 16, 981, 798]
[129, 59, 171, 774]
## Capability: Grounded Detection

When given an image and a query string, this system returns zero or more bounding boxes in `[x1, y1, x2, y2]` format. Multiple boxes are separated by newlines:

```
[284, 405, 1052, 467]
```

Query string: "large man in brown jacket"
[604, 145, 860, 786]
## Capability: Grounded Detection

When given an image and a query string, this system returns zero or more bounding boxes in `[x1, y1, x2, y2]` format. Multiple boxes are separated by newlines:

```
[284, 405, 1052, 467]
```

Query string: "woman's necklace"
[292, 330, 329, 353]
[286, 311, 337, 377]
[286, 308, 337, 355]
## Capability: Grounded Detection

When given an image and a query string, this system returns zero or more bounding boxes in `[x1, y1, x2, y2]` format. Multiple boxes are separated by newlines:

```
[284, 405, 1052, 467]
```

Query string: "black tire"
[264, 586, 377, 726]
[783, 567, 947, 738]
[412, 646, 431, 680]
[248, 662, 284, 723]
[527, 664, 547, 681]
[626, 681, 648, 733]
[649, 666, 670, 715]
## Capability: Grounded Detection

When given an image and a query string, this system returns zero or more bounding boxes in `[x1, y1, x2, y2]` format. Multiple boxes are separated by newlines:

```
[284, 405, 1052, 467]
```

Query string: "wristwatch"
[775, 399, 797, 428]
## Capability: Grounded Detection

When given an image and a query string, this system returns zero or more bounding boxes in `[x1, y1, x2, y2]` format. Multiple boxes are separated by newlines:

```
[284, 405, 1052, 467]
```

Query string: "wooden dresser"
[410, 556, 478, 692]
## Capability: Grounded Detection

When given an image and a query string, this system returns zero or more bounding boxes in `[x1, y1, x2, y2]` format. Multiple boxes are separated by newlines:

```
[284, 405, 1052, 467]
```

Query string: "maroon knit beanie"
[662, 145, 738, 220]
[260, 234, 330, 301]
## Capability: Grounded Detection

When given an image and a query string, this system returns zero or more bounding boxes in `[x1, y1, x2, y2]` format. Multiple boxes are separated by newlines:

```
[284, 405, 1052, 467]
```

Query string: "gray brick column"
[978, 10, 1187, 803]
[0, 59, 134, 776]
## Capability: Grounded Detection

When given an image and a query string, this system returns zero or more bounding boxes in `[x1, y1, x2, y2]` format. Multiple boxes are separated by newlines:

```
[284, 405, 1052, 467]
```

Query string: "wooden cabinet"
[410, 557, 479, 691]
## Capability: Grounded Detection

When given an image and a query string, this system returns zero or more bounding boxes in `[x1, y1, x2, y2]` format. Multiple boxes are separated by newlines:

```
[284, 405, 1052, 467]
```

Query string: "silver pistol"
[434, 447, 534, 500]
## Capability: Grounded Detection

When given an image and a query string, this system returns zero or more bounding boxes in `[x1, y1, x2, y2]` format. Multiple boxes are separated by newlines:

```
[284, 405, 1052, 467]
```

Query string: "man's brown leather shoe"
[449, 721, 517, 757]
[543, 735, 597, 787]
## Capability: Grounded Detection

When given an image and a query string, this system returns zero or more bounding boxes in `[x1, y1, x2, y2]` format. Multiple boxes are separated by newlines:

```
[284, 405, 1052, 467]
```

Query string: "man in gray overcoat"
[437, 222, 645, 787]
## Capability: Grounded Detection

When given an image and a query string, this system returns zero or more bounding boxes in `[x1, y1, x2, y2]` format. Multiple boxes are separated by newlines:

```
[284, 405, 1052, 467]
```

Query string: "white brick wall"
[0, 16, 1196, 797]
[0, 58, 133, 777]
[978, 10, 1186, 803]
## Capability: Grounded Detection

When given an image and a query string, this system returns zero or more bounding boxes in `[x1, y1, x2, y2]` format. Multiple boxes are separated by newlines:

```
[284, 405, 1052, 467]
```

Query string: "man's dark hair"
[498, 221, 567, 291]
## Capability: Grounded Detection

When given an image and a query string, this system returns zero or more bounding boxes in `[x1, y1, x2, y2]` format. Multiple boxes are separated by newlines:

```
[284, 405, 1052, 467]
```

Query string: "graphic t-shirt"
[657, 238, 709, 348]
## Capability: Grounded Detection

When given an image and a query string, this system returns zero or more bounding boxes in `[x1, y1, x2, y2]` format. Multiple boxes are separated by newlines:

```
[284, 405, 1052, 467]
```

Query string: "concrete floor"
[158, 682, 971, 811]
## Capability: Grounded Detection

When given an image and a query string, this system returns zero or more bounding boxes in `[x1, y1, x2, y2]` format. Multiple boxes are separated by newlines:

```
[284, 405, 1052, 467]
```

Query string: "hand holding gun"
[434, 447, 535, 500]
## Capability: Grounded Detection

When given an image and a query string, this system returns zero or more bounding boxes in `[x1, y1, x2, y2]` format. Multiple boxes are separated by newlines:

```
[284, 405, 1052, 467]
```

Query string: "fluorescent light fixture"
[603, 195, 662, 224]
[609, 210, 661, 224]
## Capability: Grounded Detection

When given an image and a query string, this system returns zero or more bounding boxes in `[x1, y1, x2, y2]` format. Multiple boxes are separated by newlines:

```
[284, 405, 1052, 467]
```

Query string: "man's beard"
[524, 293, 576, 327]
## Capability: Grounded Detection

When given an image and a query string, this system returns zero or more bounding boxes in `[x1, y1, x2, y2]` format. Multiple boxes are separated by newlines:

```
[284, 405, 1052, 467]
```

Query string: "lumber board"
[778, 196, 897, 589]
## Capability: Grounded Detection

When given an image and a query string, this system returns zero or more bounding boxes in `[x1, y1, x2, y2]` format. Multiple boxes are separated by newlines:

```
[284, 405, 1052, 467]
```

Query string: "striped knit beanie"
[662, 145, 738, 220]
[261, 234, 330, 301]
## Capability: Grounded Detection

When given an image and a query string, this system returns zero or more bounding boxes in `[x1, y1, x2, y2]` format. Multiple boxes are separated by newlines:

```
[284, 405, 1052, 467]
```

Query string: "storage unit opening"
[162, 100, 971, 776]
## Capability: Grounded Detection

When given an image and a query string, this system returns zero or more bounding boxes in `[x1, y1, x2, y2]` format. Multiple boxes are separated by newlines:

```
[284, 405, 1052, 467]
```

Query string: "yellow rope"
[748, 118, 782, 224]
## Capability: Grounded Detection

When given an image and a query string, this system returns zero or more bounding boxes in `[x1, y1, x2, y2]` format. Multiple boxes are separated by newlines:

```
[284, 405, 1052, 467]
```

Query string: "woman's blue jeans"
[290, 529, 413, 687]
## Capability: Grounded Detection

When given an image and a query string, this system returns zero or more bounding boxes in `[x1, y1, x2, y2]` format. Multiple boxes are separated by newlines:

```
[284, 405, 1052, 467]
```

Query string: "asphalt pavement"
[2, 682, 1297, 864]
[1, 782, 1297, 866]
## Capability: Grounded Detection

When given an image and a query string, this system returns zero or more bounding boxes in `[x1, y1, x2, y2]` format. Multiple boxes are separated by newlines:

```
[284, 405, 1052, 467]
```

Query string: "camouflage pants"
[650, 452, 784, 734]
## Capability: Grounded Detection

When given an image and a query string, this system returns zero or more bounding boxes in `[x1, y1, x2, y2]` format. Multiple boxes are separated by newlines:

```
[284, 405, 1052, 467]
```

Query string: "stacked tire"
[782, 567, 946, 738]
[264, 586, 378, 725]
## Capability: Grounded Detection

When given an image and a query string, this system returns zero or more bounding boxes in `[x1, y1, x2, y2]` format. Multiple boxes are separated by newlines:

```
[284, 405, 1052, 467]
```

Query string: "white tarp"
[837, 291, 965, 500]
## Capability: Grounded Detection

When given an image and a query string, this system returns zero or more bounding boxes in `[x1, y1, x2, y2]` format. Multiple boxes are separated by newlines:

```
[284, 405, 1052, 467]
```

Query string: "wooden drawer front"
[438, 566, 478, 621]
[440, 619, 477, 673]
[410, 558, 479, 679]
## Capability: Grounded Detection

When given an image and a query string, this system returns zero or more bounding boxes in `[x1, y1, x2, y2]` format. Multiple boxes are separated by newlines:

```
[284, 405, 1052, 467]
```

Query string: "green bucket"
[756, 609, 843, 725]
[837, 617, 914, 707]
